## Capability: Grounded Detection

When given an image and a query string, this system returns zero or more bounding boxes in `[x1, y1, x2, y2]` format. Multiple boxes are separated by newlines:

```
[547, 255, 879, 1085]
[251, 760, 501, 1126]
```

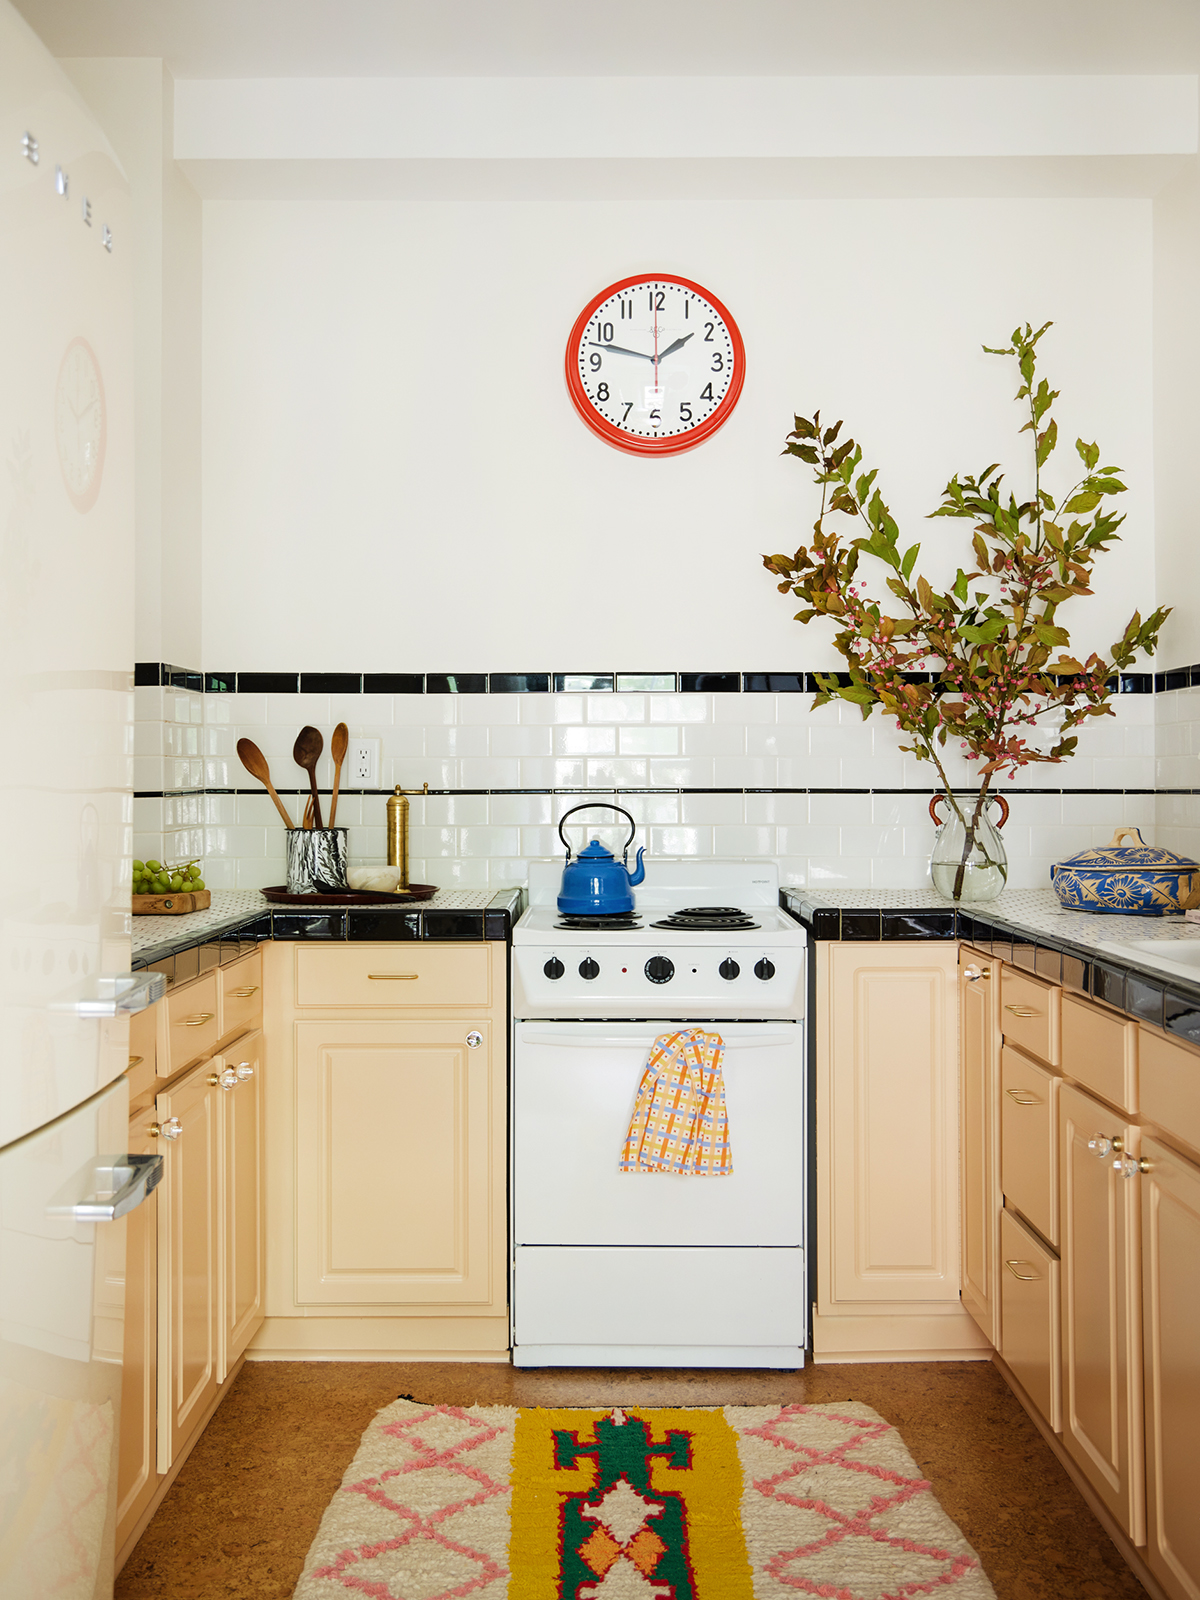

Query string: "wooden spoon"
[303, 795, 314, 830]
[293, 725, 324, 829]
[237, 737, 295, 828]
[328, 722, 349, 828]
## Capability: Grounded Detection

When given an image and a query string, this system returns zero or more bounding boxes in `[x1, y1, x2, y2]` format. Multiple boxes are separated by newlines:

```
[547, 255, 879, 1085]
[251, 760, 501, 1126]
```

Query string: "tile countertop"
[782, 885, 1200, 1050]
[131, 885, 526, 973]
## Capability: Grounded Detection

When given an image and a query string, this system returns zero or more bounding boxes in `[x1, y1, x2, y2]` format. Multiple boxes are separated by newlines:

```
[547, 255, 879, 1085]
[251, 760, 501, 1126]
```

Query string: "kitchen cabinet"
[155, 1055, 221, 1470]
[1140, 1131, 1200, 1600]
[1058, 1079, 1145, 1543]
[259, 939, 509, 1359]
[959, 946, 1002, 1346]
[814, 942, 988, 1360]
[115, 968, 266, 1565]
[999, 1206, 1061, 1431]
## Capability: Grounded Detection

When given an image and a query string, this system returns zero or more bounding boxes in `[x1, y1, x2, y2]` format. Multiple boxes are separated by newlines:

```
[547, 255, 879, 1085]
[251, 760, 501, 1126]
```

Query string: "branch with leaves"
[762, 321, 1169, 897]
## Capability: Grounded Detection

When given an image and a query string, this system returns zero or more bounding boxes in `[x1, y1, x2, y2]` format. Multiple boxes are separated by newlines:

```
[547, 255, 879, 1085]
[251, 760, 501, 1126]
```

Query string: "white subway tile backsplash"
[520, 694, 583, 725]
[713, 692, 773, 724]
[619, 726, 679, 756]
[489, 725, 553, 759]
[557, 725, 616, 756]
[586, 694, 647, 725]
[460, 757, 518, 788]
[682, 724, 744, 757]
[683, 793, 747, 825]
[650, 694, 709, 724]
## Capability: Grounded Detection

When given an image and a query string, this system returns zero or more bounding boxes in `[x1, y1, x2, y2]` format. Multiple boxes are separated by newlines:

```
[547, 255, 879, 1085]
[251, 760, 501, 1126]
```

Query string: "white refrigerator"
[0, 6, 163, 1596]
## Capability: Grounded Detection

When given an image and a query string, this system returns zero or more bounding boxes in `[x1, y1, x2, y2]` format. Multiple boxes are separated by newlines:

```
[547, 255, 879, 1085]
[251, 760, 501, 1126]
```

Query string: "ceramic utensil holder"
[286, 828, 349, 894]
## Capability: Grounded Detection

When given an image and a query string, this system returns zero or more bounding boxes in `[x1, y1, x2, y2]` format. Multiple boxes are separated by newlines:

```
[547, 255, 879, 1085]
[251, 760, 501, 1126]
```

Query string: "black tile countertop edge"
[781, 888, 1200, 1049]
[131, 887, 525, 973]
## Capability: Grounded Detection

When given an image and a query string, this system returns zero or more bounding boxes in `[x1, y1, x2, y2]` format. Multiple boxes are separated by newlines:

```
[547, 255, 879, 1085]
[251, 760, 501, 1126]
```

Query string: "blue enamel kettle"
[557, 802, 646, 915]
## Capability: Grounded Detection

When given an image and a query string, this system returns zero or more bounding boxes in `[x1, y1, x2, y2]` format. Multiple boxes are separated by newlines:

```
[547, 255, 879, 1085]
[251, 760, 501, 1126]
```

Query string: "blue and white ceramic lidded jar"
[1050, 827, 1200, 915]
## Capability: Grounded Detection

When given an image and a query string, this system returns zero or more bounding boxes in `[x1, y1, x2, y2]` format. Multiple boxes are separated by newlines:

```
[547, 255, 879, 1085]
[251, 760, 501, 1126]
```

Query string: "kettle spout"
[627, 846, 646, 887]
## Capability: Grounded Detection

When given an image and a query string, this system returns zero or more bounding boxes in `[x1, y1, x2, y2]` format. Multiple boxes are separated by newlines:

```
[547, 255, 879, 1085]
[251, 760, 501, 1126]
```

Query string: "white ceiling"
[14, 0, 1200, 79]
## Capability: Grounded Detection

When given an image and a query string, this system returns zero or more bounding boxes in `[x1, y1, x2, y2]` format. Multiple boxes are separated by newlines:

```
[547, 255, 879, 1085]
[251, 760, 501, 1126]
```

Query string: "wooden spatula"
[329, 722, 349, 828]
[237, 738, 294, 828]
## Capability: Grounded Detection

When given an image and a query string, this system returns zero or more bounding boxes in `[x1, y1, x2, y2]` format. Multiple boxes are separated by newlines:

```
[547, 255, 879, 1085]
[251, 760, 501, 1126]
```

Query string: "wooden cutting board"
[132, 891, 211, 915]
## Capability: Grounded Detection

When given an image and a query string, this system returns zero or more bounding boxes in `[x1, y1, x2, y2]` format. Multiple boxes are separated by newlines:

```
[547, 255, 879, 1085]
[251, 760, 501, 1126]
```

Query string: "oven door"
[513, 1020, 804, 1246]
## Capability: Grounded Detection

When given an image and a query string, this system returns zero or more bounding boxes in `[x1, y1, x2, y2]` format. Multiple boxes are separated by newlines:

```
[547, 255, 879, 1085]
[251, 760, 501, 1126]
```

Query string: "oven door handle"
[517, 1029, 799, 1049]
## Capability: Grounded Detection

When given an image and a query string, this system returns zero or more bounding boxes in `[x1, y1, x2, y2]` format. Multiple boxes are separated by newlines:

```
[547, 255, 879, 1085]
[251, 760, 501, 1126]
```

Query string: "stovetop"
[513, 858, 806, 1019]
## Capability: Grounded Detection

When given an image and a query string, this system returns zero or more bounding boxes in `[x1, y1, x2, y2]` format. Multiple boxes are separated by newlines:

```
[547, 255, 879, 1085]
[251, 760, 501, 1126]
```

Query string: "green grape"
[145, 860, 162, 873]
[192, 879, 205, 891]
[132, 859, 144, 873]
[188, 863, 202, 879]
[169, 875, 184, 890]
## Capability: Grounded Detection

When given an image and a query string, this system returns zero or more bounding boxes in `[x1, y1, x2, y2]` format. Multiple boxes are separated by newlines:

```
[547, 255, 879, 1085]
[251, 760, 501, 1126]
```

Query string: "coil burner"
[554, 911, 644, 931]
[650, 905, 761, 931]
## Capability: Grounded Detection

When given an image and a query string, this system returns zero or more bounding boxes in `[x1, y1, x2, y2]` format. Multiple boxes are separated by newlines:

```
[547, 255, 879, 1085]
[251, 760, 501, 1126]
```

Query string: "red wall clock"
[564, 273, 745, 456]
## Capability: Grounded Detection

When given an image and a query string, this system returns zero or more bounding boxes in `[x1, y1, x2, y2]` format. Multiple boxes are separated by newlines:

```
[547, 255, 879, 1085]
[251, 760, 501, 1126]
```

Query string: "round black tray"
[259, 884, 438, 906]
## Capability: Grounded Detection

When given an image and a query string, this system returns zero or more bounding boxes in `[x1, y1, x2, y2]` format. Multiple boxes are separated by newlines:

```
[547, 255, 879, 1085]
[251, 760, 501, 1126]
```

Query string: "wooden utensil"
[293, 726, 324, 829]
[303, 795, 314, 830]
[328, 722, 349, 828]
[237, 737, 294, 828]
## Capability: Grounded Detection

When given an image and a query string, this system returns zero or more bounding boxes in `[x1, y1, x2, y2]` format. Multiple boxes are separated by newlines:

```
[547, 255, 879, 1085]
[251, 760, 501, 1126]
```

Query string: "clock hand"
[588, 340, 655, 364]
[657, 332, 695, 362]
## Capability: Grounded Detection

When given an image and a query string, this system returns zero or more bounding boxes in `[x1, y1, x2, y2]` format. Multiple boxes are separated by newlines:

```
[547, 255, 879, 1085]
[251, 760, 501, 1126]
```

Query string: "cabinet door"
[218, 1030, 264, 1379]
[999, 1206, 1061, 1432]
[115, 1108, 161, 1554]
[295, 1019, 500, 1308]
[1141, 1133, 1200, 1600]
[156, 1061, 219, 1472]
[960, 948, 1001, 1345]
[826, 944, 960, 1305]
[1059, 1081, 1144, 1542]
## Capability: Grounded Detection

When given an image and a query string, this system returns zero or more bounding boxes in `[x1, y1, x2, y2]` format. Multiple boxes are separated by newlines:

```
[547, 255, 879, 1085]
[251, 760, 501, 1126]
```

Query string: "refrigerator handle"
[61, 1153, 164, 1222]
[54, 969, 166, 1018]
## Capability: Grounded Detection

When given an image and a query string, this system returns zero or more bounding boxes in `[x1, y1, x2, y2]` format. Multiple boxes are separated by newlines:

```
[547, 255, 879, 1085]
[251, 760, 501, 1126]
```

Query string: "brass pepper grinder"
[386, 783, 428, 890]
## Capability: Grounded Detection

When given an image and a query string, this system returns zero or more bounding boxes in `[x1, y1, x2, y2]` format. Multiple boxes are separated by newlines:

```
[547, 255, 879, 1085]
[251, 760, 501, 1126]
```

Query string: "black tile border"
[782, 889, 1200, 1048]
[136, 662, 1200, 697]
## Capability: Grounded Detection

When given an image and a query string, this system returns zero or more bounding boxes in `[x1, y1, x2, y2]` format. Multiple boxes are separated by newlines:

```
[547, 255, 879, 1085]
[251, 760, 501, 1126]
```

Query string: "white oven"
[510, 859, 808, 1368]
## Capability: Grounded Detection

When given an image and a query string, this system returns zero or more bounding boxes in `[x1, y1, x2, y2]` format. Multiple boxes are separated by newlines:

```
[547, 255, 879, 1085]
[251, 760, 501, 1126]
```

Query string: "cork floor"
[115, 1358, 1149, 1600]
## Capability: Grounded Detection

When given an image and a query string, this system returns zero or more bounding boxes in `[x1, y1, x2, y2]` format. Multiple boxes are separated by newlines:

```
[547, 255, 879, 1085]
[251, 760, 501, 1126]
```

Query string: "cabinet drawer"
[294, 944, 492, 1009]
[1001, 968, 1060, 1066]
[1001, 1046, 1060, 1246]
[1062, 992, 1138, 1115]
[220, 951, 263, 1043]
[164, 973, 220, 1075]
[1139, 1027, 1200, 1156]
[1000, 1207, 1061, 1432]
[127, 1003, 157, 1100]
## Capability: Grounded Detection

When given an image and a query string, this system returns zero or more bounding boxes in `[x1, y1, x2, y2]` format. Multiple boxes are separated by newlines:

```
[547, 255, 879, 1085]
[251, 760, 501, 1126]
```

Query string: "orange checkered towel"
[619, 1028, 732, 1176]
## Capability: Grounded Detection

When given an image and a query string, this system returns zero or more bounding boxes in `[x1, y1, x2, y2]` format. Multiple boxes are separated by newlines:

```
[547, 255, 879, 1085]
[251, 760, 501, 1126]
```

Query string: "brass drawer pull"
[183, 1012, 215, 1026]
[1004, 1258, 1040, 1282]
[231, 985, 259, 998]
[1005, 1089, 1042, 1107]
[128, 1055, 144, 1068]
[368, 974, 419, 981]
[1005, 1004, 1039, 1018]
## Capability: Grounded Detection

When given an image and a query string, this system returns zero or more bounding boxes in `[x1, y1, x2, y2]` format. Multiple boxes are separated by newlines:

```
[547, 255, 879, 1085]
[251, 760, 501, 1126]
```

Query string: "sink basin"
[1098, 938, 1200, 983]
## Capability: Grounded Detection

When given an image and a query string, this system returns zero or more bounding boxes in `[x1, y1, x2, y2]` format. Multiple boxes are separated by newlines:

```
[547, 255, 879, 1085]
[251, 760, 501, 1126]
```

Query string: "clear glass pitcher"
[929, 792, 1010, 903]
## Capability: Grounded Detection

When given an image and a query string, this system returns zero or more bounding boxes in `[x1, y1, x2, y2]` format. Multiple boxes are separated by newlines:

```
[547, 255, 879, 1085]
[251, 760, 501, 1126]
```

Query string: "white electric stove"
[510, 858, 808, 1369]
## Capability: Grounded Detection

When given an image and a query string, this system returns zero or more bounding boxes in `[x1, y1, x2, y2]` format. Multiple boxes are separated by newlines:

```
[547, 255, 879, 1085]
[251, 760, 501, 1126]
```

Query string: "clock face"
[55, 337, 107, 512]
[565, 274, 745, 456]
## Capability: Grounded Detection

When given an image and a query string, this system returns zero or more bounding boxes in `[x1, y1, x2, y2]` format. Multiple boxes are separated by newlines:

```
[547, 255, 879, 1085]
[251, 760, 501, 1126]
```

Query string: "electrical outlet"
[349, 737, 381, 788]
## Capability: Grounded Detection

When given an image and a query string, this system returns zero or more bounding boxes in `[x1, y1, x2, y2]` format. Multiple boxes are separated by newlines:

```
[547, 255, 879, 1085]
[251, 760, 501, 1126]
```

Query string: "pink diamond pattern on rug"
[311, 1403, 511, 1599]
[740, 1404, 983, 1599]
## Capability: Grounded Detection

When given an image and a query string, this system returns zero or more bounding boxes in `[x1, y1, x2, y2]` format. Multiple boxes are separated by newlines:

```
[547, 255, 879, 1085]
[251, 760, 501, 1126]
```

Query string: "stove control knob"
[579, 957, 600, 980]
[719, 958, 740, 981]
[645, 956, 675, 985]
[543, 957, 565, 979]
[754, 957, 776, 981]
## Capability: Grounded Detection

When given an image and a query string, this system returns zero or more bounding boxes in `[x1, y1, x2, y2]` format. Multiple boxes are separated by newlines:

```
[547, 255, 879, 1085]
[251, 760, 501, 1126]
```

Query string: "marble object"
[347, 865, 405, 892]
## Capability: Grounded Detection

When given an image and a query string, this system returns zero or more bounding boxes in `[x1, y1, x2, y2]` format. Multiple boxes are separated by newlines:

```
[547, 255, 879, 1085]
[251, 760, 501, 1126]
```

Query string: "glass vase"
[929, 793, 1010, 903]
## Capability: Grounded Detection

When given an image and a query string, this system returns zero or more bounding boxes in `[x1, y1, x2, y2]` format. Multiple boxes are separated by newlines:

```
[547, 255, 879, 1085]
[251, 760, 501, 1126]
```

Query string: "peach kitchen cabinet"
[813, 941, 989, 1361]
[257, 939, 509, 1360]
[1058, 1079, 1145, 1544]
[1137, 1022, 1200, 1600]
[959, 946, 1003, 1346]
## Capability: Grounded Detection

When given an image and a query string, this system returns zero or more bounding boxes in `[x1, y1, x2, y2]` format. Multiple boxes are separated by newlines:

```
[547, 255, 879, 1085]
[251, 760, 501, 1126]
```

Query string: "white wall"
[200, 195, 1156, 672]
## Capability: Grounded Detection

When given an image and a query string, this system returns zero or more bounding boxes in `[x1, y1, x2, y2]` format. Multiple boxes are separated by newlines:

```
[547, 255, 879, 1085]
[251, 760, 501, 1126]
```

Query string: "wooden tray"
[132, 890, 212, 915]
[259, 884, 438, 906]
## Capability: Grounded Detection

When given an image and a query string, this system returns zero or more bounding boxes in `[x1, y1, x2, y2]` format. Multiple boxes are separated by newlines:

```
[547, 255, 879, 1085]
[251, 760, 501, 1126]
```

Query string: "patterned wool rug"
[293, 1397, 997, 1599]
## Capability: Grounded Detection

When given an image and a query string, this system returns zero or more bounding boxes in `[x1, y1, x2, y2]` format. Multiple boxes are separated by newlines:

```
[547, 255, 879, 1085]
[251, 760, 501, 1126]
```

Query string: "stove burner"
[651, 905, 761, 931]
[554, 912, 643, 931]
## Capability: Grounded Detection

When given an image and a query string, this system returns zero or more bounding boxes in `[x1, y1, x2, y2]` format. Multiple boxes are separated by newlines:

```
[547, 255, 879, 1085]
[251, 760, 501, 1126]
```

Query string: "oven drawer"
[513, 1244, 806, 1350]
[513, 1021, 805, 1246]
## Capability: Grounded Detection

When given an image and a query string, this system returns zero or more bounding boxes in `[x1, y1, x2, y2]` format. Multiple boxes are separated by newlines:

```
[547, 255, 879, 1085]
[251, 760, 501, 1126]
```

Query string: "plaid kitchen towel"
[620, 1028, 732, 1176]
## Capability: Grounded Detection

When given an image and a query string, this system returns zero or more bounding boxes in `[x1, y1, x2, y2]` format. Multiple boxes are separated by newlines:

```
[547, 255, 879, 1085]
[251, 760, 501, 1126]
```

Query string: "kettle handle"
[558, 802, 638, 863]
